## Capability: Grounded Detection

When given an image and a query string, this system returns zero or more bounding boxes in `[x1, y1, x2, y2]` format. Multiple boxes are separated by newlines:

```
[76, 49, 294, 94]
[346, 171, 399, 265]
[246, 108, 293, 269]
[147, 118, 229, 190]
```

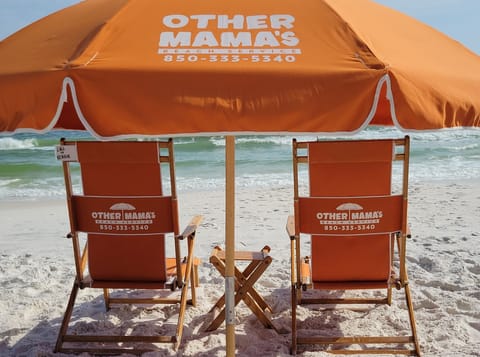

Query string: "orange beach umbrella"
[1, 1, 479, 355]
[1, 0, 479, 136]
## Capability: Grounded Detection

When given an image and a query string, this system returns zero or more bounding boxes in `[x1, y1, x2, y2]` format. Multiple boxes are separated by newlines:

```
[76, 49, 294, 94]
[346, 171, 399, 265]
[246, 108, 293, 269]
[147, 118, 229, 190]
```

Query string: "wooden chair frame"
[206, 245, 277, 332]
[287, 136, 421, 356]
[55, 138, 202, 354]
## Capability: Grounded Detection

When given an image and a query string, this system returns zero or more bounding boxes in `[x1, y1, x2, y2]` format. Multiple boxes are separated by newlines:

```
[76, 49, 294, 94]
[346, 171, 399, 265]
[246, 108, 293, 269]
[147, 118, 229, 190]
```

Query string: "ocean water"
[0, 127, 479, 200]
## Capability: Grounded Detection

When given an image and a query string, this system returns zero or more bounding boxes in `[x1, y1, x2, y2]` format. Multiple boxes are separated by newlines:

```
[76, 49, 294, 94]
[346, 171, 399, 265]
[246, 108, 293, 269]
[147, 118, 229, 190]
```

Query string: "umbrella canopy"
[1, 0, 479, 137]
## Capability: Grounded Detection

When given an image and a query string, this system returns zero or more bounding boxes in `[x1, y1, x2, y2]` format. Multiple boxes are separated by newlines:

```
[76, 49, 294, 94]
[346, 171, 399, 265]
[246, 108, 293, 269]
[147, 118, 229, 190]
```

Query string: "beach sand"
[1, 179, 479, 356]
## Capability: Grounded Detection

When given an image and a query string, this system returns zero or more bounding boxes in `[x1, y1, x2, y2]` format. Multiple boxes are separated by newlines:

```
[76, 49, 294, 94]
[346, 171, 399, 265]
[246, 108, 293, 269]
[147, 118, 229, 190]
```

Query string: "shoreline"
[1, 179, 479, 356]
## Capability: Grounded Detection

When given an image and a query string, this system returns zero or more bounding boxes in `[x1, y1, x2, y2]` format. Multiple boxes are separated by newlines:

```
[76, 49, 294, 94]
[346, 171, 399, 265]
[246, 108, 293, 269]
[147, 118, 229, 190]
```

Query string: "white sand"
[1, 180, 479, 356]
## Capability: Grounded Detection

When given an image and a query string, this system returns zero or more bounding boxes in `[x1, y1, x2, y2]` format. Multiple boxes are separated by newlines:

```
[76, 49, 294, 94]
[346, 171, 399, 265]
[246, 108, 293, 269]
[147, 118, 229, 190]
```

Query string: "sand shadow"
[6, 289, 197, 356]
[268, 286, 404, 354]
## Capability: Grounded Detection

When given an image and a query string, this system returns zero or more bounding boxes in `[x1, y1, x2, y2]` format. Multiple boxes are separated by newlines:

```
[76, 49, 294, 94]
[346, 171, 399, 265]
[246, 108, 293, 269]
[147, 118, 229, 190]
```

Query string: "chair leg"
[194, 262, 200, 287]
[296, 283, 303, 304]
[175, 242, 195, 350]
[175, 277, 190, 350]
[291, 284, 298, 355]
[387, 286, 392, 306]
[190, 264, 197, 307]
[55, 281, 79, 353]
[405, 283, 421, 356]
[103, 288, 110, 310]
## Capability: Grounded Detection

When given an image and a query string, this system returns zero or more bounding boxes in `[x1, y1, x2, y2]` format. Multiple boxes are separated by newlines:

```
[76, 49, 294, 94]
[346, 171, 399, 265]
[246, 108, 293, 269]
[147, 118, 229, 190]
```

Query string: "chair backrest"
[293, 137, 409, 283]
[58, 140, 179, 282]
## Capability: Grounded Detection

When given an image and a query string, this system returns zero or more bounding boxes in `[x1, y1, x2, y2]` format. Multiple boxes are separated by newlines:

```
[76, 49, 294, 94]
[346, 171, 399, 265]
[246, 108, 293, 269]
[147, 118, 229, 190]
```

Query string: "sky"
[0, 0, 478, 54]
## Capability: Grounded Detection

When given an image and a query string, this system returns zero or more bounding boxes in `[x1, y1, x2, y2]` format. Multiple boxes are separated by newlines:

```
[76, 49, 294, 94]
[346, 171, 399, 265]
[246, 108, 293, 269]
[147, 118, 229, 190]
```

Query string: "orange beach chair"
[55, 139, 202, 354]
[287, 137, 420, 355]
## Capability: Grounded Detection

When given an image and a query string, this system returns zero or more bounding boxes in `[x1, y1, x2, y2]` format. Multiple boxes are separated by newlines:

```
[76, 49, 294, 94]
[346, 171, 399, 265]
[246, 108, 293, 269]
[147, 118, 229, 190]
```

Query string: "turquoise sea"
[0, 127, 479, 200]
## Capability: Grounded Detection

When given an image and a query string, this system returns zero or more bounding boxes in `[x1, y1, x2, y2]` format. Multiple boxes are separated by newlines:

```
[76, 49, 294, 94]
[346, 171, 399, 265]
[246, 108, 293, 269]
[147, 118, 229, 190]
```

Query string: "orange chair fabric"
[303, 140, 397, 283]
[75, 141, 167, 282]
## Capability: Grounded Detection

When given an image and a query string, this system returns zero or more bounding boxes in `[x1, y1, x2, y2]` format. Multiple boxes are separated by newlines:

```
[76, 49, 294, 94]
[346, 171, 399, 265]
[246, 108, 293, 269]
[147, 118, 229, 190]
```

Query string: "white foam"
[0, 137, 38, 150]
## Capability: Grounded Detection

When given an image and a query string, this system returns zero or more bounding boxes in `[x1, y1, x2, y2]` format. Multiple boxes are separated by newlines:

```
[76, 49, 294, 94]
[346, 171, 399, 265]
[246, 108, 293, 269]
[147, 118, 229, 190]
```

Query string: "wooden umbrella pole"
[225, 136, 236, 356]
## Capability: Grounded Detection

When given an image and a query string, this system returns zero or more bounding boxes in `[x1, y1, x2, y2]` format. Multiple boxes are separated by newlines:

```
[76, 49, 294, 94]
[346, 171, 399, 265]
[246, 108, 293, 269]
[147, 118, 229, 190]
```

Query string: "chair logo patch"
[90, 203, 156, 232]
[316, 202, 383, 232]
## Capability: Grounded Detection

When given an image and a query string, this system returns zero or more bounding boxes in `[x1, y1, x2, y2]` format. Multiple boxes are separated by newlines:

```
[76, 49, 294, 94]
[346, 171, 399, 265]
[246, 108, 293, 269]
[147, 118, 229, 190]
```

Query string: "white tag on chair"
[55, 144, 78, 161]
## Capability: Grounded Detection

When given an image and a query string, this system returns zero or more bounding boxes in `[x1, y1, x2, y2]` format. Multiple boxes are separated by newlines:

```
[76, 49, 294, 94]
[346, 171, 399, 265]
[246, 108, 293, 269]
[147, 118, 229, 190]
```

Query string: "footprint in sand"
[469, 321, 480, 331]
[467, 264, 480, 274]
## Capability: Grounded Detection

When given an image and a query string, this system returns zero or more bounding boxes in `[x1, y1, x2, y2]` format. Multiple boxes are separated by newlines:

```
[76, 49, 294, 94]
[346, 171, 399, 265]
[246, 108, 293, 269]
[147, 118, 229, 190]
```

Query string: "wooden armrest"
[286, 215, 296, 238]
[177, 215, 203, 240]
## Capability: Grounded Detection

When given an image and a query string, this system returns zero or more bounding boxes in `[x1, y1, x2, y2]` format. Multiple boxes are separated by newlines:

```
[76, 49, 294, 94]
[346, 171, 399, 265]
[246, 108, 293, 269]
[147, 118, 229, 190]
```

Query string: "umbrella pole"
[225, 135, 236, 356]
